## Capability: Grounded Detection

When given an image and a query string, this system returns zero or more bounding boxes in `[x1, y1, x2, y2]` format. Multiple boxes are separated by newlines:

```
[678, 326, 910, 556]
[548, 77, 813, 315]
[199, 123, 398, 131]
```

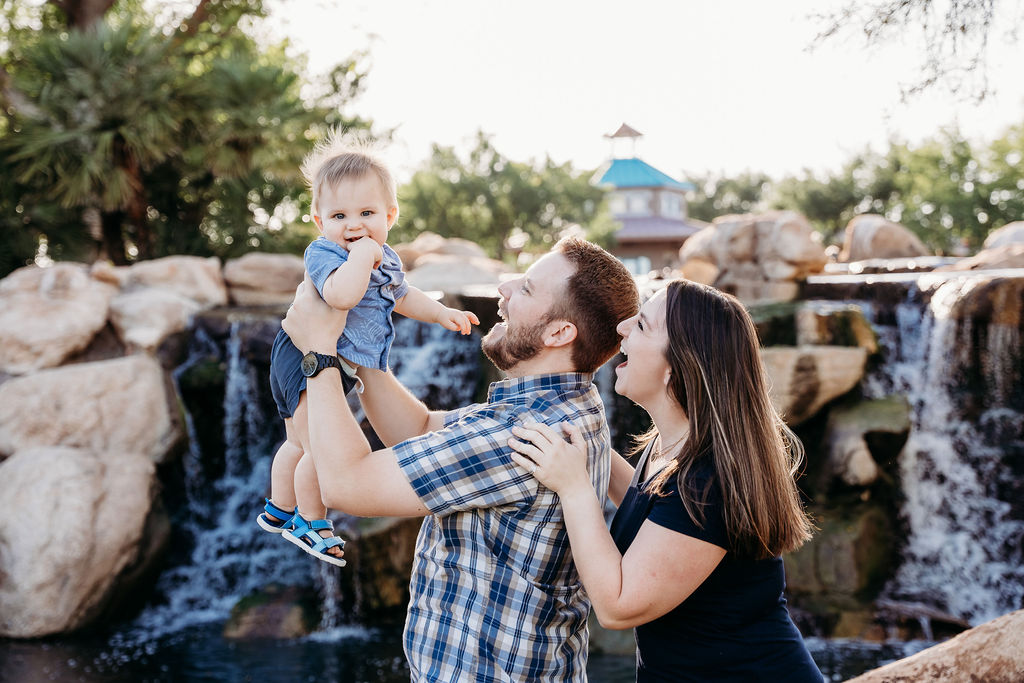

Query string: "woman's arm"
[394, 286, 480, 335]
[608, 449, 634, 507]
[510, 423, 726, 630]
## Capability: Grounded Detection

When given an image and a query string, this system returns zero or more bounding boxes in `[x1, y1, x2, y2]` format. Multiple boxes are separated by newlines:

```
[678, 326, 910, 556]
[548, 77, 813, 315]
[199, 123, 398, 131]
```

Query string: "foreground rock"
[0, 263, 116, 374]
[679, 211, 827, 303]
[840, 214, 930, 262]
[0, 446, 168, 638]
[761, 346, 868, 425]
[223, 252, 304, 306]
[849, 608, 1024, 682]
[0, 355, 180, 462]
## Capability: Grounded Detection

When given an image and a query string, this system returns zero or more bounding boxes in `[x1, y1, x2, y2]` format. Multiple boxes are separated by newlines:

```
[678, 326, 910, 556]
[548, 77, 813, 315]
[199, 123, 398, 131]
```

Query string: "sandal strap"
[306, 518, 334, 532]
[307, 534, 345, 553]
[264, 498, 296, 520]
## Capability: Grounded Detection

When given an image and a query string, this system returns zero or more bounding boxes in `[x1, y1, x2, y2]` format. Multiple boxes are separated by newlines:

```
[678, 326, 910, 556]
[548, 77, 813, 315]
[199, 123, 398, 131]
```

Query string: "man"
[282, 237, 639, 681]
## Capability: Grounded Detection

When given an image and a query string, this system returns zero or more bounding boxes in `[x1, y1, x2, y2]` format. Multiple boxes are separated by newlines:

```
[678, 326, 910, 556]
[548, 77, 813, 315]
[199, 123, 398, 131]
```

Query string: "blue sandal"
[282, 515, 347, 568]
[256, 498, 297, 534]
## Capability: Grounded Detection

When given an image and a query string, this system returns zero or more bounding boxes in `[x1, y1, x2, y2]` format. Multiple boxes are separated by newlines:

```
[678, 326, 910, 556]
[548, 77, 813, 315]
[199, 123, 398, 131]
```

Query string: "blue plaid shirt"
[393, 373, 611, 682]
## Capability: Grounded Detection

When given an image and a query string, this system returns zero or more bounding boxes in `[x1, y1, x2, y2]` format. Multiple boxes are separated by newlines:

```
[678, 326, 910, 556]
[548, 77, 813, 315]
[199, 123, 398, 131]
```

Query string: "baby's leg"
[268, 418, 304, 514]
[291, 393, 345, 559]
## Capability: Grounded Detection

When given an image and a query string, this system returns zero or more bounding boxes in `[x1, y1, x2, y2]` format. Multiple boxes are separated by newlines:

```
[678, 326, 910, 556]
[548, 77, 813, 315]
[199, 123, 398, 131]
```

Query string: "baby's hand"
[437, 307, 480, 335]
[348, 237, 384, 268]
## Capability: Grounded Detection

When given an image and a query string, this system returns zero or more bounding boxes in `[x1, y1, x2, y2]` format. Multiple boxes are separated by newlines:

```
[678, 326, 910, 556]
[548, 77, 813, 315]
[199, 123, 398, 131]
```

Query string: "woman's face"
[613, 288, 670, 407]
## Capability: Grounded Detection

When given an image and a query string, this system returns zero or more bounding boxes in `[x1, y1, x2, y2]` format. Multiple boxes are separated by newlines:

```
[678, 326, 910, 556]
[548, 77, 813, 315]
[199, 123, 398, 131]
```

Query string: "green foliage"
[686, 171, 773, 223]
[0, 0, 371, 274]
[690, 124, 1024, 253]
[397, 132, 615, 259]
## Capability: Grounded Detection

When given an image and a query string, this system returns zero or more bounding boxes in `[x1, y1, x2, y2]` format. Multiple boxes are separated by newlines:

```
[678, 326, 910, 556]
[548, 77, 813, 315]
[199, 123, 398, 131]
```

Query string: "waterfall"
[862, 275, 1024, 626]
[112, 312, 481, 646]
[114, 319, 320, 648]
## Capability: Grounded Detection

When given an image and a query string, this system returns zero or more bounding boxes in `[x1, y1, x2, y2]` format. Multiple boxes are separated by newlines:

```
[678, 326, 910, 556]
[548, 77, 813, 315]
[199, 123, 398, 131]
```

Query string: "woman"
[508, 279, 823, 682]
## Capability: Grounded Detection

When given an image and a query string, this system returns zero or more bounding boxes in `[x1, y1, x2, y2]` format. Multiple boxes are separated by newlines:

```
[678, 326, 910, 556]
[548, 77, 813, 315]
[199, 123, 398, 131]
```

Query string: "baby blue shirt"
[304, 237, 409, 371]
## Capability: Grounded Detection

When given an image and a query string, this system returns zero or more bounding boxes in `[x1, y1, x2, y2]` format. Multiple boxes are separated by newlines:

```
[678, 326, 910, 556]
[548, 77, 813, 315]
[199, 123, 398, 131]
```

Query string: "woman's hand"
[508, 422, 592, 497]
[282, 274, 349, 353]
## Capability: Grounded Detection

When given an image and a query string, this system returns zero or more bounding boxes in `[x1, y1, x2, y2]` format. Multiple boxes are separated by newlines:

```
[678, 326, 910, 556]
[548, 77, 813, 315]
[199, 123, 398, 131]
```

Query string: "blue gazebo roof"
[596, 157, 695, 191]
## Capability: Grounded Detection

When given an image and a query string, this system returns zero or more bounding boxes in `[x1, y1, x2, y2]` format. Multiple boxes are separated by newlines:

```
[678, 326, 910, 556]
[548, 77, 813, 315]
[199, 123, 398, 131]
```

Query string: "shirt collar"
[487, 372, 593, 402]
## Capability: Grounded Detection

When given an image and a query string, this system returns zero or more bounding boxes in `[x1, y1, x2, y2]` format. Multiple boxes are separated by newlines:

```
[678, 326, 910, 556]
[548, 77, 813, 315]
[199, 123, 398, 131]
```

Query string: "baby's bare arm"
[395, 287, 481, 335]
[320, 239, 381, 310]
[393, 286, 446, 323]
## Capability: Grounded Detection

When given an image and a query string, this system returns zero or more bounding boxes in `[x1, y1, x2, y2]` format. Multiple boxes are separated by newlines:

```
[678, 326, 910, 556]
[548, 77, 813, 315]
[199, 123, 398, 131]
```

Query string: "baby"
[260, 133, 479, 567]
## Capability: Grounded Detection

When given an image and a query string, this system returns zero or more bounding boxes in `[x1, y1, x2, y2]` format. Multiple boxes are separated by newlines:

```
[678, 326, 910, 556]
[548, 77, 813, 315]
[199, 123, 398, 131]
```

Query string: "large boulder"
[761, 346, 868, 425]
[393, 232, 490, 270]
[0, 355, 180, 462]
[823, 396, 911, 487]
[223, 252, 304, 306]
[679, 212, 827, 303]
[936, 243, 1024, 272]
[849, 608, 1024, 682]
[109, 288, 203, 351]
[92, 255, 227, 306]
[983, 220, 1024, 249]
[0, 446, 167, 638]
[405, 254, 509, 293]
[784, 503, 894, 630]
[0, 263, 116, 374]
[840, 214, 930, 262]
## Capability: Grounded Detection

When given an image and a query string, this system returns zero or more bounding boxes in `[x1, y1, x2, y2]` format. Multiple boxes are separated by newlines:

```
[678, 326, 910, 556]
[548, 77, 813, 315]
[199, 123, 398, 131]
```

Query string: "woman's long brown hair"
[644, 279, 812, 560]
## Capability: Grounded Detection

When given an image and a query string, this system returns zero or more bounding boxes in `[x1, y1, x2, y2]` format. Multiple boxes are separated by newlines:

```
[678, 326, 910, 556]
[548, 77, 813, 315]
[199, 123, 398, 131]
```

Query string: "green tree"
[397, 132, 615, 259]
[813, 0, 1020, 102]
[686, 171, 773, 223]
[0, 0, 372, 275]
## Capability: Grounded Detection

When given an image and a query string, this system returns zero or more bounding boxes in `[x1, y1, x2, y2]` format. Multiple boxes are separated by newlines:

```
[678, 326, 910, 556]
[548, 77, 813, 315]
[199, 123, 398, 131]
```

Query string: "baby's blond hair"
[301, 129, 398, 219]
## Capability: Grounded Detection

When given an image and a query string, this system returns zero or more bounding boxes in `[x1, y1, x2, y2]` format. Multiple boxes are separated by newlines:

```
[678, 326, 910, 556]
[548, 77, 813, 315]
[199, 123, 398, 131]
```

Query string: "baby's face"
[314, 174, 396, 249]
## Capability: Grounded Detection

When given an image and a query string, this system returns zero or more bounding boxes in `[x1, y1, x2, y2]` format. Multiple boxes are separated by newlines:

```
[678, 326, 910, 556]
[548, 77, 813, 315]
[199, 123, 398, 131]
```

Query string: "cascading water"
[861, 274, 1024, 626]
[112, 312, 481, 648]
[113, 320, 320, 648]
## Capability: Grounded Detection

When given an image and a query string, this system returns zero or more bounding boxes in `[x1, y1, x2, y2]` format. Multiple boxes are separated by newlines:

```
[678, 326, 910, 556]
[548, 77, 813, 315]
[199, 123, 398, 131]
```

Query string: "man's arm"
[282, 277, 429, 517]
[357, 367, 449, 447]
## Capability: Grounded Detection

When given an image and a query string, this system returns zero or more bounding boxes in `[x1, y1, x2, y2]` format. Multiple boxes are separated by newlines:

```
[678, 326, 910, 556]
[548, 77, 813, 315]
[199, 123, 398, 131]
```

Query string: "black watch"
[300, 351, 343, 378]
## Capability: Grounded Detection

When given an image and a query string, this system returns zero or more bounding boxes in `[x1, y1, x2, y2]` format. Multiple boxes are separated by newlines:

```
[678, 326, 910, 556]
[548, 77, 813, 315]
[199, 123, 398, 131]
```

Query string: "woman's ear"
[663, 367, 672, 387]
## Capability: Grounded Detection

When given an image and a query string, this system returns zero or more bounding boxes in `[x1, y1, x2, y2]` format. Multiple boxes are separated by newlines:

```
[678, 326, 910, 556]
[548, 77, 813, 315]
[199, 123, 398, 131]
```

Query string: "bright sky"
[271, 0, 1024, 183]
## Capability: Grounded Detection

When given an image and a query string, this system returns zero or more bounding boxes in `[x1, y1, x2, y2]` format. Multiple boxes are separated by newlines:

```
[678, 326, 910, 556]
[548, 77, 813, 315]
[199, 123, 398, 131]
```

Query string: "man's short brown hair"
[550, 238, 639, 373]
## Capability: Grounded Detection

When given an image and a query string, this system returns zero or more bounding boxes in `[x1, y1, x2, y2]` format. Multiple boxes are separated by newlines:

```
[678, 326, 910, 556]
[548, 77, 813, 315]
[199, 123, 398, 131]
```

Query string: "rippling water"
[0, 627, 931, 683]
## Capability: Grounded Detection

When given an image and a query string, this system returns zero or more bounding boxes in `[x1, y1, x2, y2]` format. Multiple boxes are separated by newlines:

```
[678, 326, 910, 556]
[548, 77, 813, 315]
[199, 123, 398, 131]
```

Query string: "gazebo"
[594, 124, 705, 274]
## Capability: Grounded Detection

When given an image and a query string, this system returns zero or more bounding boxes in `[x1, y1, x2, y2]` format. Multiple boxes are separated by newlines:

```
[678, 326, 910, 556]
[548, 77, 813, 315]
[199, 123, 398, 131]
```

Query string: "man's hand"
[436, 307, 481, 335]
[282, 274, 349, 353]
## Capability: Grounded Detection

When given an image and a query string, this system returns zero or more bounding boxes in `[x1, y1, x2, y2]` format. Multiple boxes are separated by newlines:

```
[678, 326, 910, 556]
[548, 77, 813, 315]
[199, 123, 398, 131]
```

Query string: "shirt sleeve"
[304, 239, 349, 298]
[393, 404, 538, 515]
[645, 470, 729, 550]
[381, 245, 409, 300]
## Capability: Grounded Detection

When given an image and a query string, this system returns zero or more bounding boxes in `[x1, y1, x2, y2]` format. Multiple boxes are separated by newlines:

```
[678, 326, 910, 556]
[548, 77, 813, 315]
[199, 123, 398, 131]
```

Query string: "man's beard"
[482, 319, 548, 371]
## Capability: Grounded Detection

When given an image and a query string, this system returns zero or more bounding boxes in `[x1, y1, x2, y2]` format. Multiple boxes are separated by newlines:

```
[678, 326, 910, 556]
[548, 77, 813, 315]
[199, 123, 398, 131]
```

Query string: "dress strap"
[629, 441, 656, 489]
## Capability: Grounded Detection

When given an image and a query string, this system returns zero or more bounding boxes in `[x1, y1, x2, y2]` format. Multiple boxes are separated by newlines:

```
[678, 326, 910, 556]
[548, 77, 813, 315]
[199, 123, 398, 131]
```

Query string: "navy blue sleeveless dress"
[609, 447, 823, 682]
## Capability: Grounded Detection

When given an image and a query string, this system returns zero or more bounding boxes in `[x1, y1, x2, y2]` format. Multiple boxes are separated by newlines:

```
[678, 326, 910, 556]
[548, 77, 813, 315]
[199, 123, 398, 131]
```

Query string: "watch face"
[301, 352, 318, 377]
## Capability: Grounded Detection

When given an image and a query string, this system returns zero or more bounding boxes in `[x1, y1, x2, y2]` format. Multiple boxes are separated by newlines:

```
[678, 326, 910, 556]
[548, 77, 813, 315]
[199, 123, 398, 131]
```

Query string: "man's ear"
[544, 320, 577, 349]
